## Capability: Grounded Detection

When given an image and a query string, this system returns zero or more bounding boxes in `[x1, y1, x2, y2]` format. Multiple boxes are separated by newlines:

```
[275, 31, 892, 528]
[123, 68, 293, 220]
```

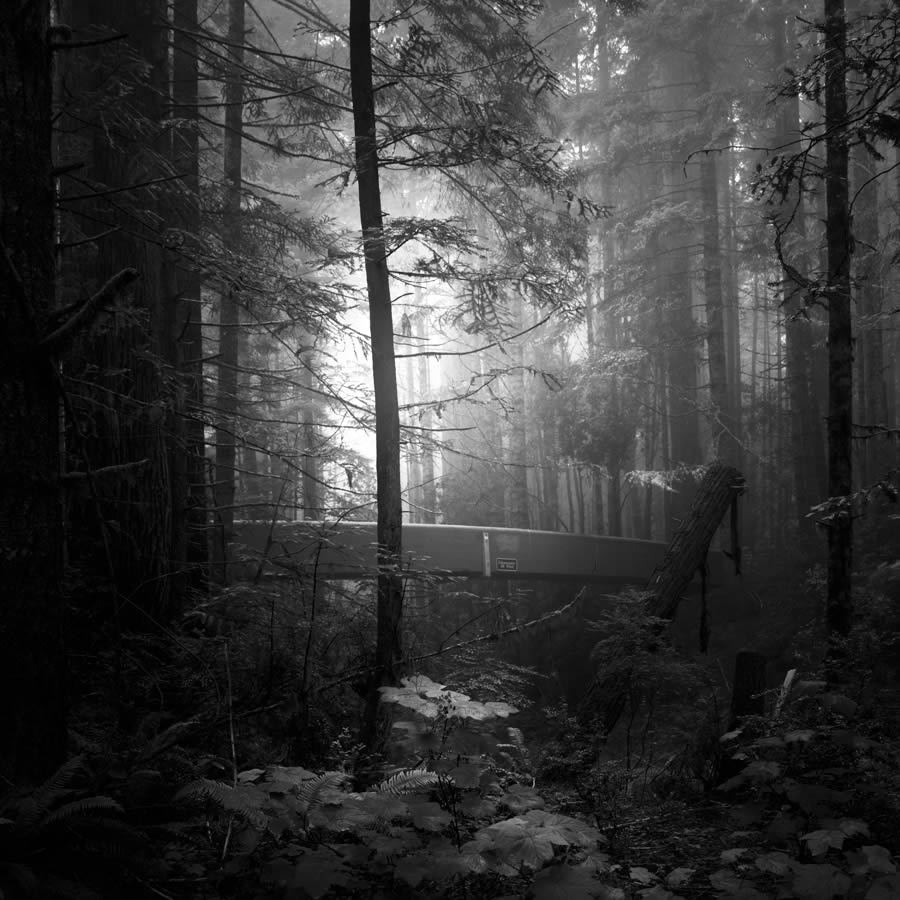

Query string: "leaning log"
[579, 461, 744, 736]
[645, 462, 744, 619]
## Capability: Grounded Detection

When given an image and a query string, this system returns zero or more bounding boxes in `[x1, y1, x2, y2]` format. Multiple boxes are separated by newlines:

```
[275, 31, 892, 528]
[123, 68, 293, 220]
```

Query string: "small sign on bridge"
[496, 557, 518, 572]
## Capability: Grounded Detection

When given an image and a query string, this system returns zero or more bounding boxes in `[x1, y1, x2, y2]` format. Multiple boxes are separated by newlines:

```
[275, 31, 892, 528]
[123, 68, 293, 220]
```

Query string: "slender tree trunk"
[402, 313, 422, 522]
[823, 0, 854, 651]
[350, 0, 404, 748]
[852, 143, 887, 487]
[0, 1, 67, 783]
[300, 350, 322, 520]
[722, 150, 742, 430]
[415, 309, 436, 523]
[214, 0, 244, 580]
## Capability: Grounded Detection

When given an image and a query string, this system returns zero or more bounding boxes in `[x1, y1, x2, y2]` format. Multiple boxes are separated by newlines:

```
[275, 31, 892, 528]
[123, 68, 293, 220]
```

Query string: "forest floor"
[5, 661, 900, 899]
[144, 680, 900, 900]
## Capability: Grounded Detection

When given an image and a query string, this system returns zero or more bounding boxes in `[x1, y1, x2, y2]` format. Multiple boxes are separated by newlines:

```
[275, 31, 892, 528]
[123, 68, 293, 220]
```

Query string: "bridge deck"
[234, 521, 737, 587]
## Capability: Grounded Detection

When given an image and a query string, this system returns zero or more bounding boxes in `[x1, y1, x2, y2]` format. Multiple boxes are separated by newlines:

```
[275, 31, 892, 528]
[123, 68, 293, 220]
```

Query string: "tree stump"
[729, 650, 767, 729]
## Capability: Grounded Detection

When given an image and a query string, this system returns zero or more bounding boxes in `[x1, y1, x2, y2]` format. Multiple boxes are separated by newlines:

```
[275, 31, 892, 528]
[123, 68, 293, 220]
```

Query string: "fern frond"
[296, 772, 349, 810]
[1, 861, 40, 896]
[507, 727, 526, 753]
[148, 821, 207, 848]
[9, 794, 42, 830]
[33, 756, 86, 812]
[375, 768, 441, 796]
[175, 777, 233, 807]
[33, 870, 106, 900]
[136, 718, 199, 763]
[65, 825, 145, 861]
[176, 779, 267, 827]
[42, 796, 123, 827]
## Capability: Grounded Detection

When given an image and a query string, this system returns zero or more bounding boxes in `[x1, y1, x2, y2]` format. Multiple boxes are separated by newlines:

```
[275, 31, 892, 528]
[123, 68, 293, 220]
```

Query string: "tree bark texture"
[350, 0, 404, 747]
[823, 0, 854, 649]
[60, 0, 179, 622]
[645, 461, 744, 620]
[0, 2, 67, 782]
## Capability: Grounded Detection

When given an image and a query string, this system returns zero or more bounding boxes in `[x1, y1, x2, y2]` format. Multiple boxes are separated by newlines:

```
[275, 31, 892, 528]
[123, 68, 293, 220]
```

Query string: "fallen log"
[579, 461, 744, 736]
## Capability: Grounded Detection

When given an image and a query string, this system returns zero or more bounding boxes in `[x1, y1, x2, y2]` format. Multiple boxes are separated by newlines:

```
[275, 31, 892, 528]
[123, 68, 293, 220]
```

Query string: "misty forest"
[2, 0, 900, 897]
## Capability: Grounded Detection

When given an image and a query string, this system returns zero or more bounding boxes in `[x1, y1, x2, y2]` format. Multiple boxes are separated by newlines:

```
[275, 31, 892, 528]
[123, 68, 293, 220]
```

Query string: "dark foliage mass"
[1, 0, 900, 897]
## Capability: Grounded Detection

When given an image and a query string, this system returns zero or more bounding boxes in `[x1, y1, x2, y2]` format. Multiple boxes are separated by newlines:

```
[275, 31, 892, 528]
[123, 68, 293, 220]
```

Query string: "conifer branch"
[410, 589, 585, 663]
[39, 267, 138, 355]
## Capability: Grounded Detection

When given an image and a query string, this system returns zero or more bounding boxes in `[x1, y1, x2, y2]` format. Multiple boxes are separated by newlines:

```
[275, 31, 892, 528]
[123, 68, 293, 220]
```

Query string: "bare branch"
[61, 458, 150, 485]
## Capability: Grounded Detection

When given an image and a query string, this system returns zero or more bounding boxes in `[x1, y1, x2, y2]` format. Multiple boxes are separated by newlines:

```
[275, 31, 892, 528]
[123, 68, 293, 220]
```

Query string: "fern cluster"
[0, 757, 145, 899]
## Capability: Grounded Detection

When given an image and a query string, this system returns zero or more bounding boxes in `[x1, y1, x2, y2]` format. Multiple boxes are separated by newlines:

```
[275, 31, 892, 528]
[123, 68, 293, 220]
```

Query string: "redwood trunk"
[0, 2, 67, 782]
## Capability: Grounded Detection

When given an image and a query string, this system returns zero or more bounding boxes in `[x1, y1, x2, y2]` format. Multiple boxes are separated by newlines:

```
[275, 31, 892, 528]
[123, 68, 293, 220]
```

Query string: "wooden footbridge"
[234, 521, 737, 589]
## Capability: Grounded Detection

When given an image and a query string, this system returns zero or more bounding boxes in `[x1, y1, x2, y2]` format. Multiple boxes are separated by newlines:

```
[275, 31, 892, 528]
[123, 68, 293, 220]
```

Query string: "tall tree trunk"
[0, 1, 67, 783]
[415, 308, 436, 523]
[851, 143, 887, 487]
[299, 348, 322, 520]
[773, 10, 824, 537]
[61, 0, 178, 624]
[350, 0, 404, 748]
[657, 48, 701, 532]
[172, 0, 208, 588]
[698, 50, 739, 467]
[402, 312, 422, 522]
[823, 0, 854, 652]
[214, 0, 244, 580]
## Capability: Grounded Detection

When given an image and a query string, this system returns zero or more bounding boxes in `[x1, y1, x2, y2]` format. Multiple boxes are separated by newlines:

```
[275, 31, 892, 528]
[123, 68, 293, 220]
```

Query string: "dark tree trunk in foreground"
[823, 0, 854, 657]
[350, 0, 404, 748]
[172, 0, 209, 588]
[61, 0, 178, 623]
[0, 3, 67, 782]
